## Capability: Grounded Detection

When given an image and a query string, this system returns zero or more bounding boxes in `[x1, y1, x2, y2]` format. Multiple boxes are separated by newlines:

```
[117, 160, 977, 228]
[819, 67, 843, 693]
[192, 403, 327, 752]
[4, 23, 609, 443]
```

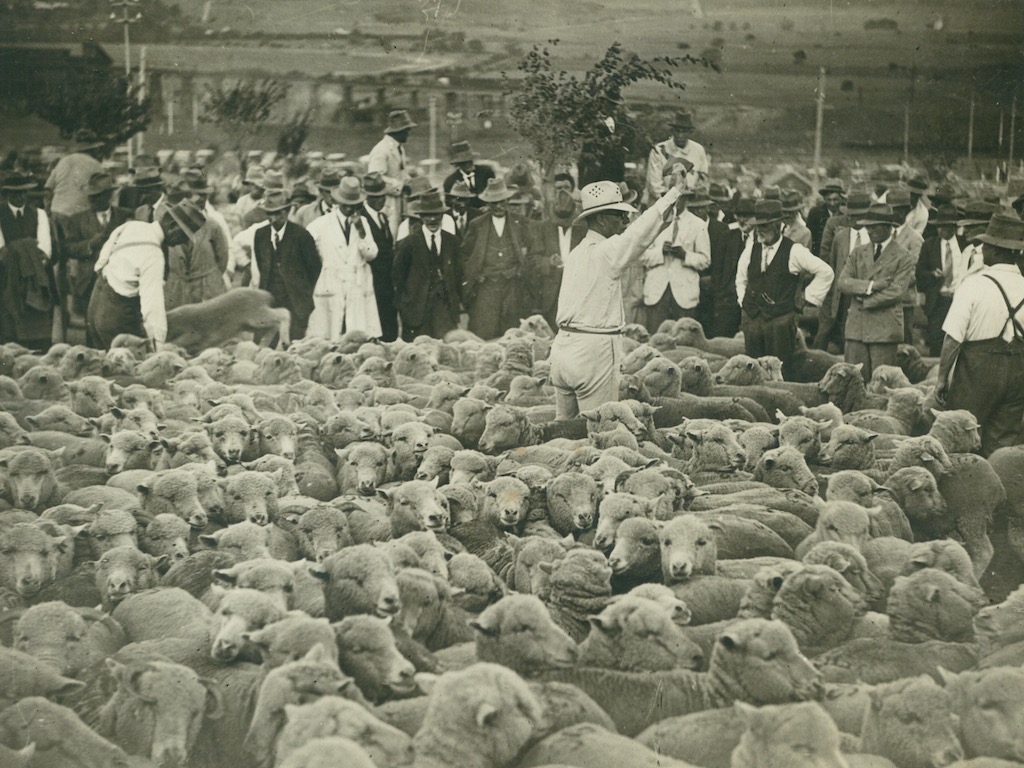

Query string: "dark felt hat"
[415, 190, 448, 215]
[449, 141, 476, 165]
[930, 204, 959, 226]
[818, 177, 846, 196]
[362, 172, 388, 197]
[974, 212, 1024, 250]
[906, 175, 931, 194]
[132, 166, 164, 189]
[86, 171, 114, 196]
[669, 110, 696, 130]
[708, 182, 731, 202]
[958, 199, 998, 227]
[841, 192, 873, 216]
[856, 203, 896, 227]
[752, 200, 785, 225]
[781, 189, 804, 212]
[2, 171, 38, 192]
[384, 109, 417, 135]
[734, 198, 757, 218]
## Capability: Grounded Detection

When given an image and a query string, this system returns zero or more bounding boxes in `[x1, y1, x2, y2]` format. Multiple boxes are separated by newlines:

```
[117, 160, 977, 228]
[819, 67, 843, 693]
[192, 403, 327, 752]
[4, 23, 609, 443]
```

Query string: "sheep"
[244, 615, 339, 669]
[199, 520, 273, 561]
[8, 602, 122, 679]
[884, 466, 952, 540]
[395, 567, 473, 651]
[794, 501, 873, 559]
[886, 568, 987, 643]
[817, 425, 879, 470]
[477, 405, 586, 454]
[577, 595, 704, 672]
[902, 540, 981, 590]
[886, 435, 954, 478]
[210, 587, 285, 662]
[777, 413, 829, 463]
[0, 697, 131, 766]
[314, 544, 401, 621]
[737, 425, 779, 470]
[867, 364, 913, 394]
[824, 470, 911, 541]
[770, 563, 869, 654]
[397, 531, 451, 582]
[819, 362, 888, 412]
[936, 453, 1006, 578]
[799, 402, 844, 439]
[940, 667, 1024, 763]
[928, 409, 983, 454]
[813, 635, 979, 686]
[545, 472, 600, 537]
[333, 614, 416, 703]
[278, 737, 378, 768]
[275, 697, 414, 768]
[607, 516, 662, 590]
[591, 492, 657, 551]
[538, 618, 822, 737]
[539, 549, 613, 642]
[411, 663, 542, 768]
[896, 343, 938, 383]
[518, 721, 697, 768]
[512, 537, 568, 597]
[859, 675, 965, 768]
[803, 541, 886, 608]
[111, 586, 213, 644]
[448, 450, 499, 485]
[975, 585, 1024, 667]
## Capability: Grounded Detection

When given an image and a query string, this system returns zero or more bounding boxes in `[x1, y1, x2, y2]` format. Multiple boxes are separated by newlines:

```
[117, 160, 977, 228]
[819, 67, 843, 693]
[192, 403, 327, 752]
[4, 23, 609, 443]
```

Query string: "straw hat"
[331, 176, 365, 206]
[573, 181, 638, 225]
[479, 177, 516, 203]
[448, 180, 474, 199]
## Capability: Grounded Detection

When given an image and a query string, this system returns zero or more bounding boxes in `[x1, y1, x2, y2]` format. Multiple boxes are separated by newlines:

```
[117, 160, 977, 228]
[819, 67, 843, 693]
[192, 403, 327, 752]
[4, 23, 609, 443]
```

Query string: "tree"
[34, 75, 151, 149]
[277, 107, 315, 158]
[504, 41, 714, 175]
[201, 78, 288, 157]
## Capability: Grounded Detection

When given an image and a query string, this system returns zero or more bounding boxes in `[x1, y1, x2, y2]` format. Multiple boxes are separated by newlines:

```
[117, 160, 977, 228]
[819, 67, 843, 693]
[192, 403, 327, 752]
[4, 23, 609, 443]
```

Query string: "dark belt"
[962, 337, 1024, 355]
[558, 324, 622, 336]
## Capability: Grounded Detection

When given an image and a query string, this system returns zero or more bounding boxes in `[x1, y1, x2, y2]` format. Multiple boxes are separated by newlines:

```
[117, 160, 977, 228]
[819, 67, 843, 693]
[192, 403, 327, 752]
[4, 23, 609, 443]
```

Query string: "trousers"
[947, 338, 1024, 456]
[844, 340, 897, 382]
[645, 287, 697, 335]
[549, 331, 621, 419]
[742, 311, 798, 372]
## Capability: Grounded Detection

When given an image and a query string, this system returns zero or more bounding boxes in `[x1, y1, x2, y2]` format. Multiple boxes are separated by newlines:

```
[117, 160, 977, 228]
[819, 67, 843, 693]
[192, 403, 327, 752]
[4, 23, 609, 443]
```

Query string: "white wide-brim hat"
[574, 181, 638, 225]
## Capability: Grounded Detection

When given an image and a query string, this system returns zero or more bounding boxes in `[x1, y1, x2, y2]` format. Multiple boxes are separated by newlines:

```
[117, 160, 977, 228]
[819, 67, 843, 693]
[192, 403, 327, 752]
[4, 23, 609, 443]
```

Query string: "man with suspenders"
[937, 213, 1024, 456]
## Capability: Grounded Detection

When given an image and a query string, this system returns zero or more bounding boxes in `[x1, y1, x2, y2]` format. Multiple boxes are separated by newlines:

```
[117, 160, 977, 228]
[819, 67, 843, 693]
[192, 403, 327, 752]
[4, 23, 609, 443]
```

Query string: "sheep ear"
[579, 409, 599, 422]
[309, 564, 330, 582]
[908, 479, 925, 491]
[853, 363, 864, 373]
[924, 585, 942, 603]
[936, 667, 957, 687]
[537, 561, 555, 574]
[415, 672, 439, 695]
[718, 632, 742, 651]
[212, 569, 236, 586]
[302, 643, 330, 663]
[242, 629, 270, 651]
[863, 433, 879, 443]
[468, 618, 497, 637]
[733, 700, 759, 724]
[763, 458, 776, 470]
[588, 615, 617, 634]
[929, 407, 942, 417]
[774, 409, 787, 422]
[684, 430, 703, 444]
[475, 703, 500, 728]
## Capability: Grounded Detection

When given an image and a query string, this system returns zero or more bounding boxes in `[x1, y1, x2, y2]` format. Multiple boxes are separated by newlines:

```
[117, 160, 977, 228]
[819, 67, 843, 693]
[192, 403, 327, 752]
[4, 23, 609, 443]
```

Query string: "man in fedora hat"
[392, 190, 462, 341]
[814, 190, 872, 352]
[643, 109, 709, 206]
[639, 172, 710, 333]
[0, 171, 55, 348]
[85, 199, 206, 350]
[807, 177, 846, 257]
[736, 199, 834, 374]
[361, 171, 399, 341]
[460, 177, 533, 339]
[395, 176, 457, 241]
[886, 186, 926, 345]
[164, 181, 229, 311]
[836, 203, 915, 380]
[131, 166, 168, 223]
[937, 213, 1024, 455]
[241, 169, 286, 230]
[780, 190, 812, 249]
[44, 130, 106, 219]
[247, 188, 320, 340]
[368, 109, 417, 240]
[235, 165, 266, 223]
[184, 167, 232, 255]
[442, 141, 495, 211]
[294, 167, 341, 228]
[577, 90, 635, 188]
[446, 180, 478, 239]
[549, 171, 688, 418]
[53, 171, 132, 329]
[915, 204, 976, 356]
[703, 192, 747, 338]
[905, 175, 932, 236]
[307, 176, 380, 340]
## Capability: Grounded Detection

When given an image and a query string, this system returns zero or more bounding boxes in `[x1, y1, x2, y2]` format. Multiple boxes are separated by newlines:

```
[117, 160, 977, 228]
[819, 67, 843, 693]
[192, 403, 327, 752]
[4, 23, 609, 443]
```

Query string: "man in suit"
[361, 172, 399, 342]
[392, 191, 461, 341]
[249, 188, 320, 340]
[837, 204, 916, 381]
[293, 168, 340, 228]
[704, 192, 746, 338]
[781, 190, 812, 249]
[367, 110, 416, 240]
[53, 171, 132, 330]
[916, 204, 980, 356]
[814, 191, 872, 352]
[460, 177, 533, 340]
[807, 177, 846, 257]
[526, 188, 583, 331]
[447, 180, 478, 240]
[643, 110, 709, 205]
[442, 141, 495, 211]
[131, 167, 166, 223]
[888, 187, 926, 345]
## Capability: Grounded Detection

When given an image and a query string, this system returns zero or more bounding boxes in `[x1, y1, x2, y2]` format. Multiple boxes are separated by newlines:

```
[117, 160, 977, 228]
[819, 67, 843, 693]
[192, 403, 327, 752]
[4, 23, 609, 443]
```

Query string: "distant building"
[0, 42, 111, 110]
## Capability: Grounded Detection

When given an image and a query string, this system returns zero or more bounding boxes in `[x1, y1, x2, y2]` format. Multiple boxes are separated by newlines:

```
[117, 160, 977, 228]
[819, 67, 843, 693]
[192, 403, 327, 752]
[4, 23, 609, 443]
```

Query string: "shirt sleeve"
[941, 282, 974, 342]
[735, 236, 753, 305]
[684, 218, 711, 271]
[789, 241, 834, 307]
[36, 209, 52, 259]
[599, 188, 680, 275]
[138, 251, 167, 343]
[645, 146, 667, 200]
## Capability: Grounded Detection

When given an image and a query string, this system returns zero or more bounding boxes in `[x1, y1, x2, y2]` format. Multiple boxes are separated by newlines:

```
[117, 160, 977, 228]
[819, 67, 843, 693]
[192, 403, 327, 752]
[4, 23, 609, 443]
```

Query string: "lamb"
[884, 466, 952, 540]
[859, 675, 965, 768]
[798, 402, 844, 439]
[886, 434, 954, 478]
[476, 405, 587, 454]
[280, 504, 353, 564]
[886, 568, 987, 643]
[940, 667, 1024, 763]
[802, 541, 886, 608]
[396, 567, 473, 651]
[538, 618, 822, 737]
[214, 557, 324, 616]
[511, 537, 568, 596]
[902, 540, 981, 590]
[824, 471, 911, 541]
[539, 549, 613, 642]
[95, 545, 164, 611]
[753, 446, 819, 495]
[928, 409, 983, 454]
[794, 501, 873, 559]
[816, 425, 879, 471]
[577, 595, 704, 671]
[334, 614, 416, 703]
[413, 445, 454, 484]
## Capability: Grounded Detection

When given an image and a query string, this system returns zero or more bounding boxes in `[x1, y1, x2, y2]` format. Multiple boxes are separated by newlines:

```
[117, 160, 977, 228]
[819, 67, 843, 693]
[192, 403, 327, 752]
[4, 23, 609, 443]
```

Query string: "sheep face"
[317, 545, 401, 621]
[579, 597, 703, 671]
[210, 588, 284, 662]
[334, 615, 416, 701]
[731, 701, 847, 768]
[817, 425, 877, 470]
[471, 595, 578, 675]
[942, 667, 1024, 762]
[607, 517, 661, 579]
[887, 568, 987, 643]
[658, 516, 720, 584]
[13, 603, 95, 678]
[712, 619, 822, 704]
[771, 564, 866, 651]
[754, 447, 818, 495]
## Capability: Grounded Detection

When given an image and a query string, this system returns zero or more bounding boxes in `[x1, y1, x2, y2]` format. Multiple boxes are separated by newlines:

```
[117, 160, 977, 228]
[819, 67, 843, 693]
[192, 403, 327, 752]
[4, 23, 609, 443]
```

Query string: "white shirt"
[396, 213, 456, 241]
[557, 188, 681, 331]
[422, 226, 442, 252]
[229, 220, 270, 272]
[557, 225, 573, 262]
[490, 216, 506, 238]
[0, 204, 52, 258]
[644, 137, 710, 203]
[735, 236, 834, 308]
[849, 227, 868, 252]
[939, 237, 982, 295]
[943, 263, 1024, 343]
[94, 220, 167, 342]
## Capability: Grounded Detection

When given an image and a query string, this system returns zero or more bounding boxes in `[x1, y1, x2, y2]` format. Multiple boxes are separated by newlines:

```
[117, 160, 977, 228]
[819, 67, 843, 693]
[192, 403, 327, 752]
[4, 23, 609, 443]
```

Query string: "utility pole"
[110, 0, 141, 167]
[967, 90, 975, 161]
[429, 94, 437, 179]
[903, 104, 911, 165]
[137, 45, 146, 156]
[813, 67, 825, 182]
[1009, 93, 1017, 191]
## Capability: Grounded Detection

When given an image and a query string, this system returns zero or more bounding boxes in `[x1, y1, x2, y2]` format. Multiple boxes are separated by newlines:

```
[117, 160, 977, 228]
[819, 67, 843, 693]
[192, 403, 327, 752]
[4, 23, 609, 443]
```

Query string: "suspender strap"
[983, 274, 1024, 340]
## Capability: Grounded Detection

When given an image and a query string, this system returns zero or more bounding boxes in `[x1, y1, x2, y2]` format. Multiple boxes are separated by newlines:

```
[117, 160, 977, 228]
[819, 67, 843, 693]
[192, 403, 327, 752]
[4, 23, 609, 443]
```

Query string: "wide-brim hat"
[331, 176, 365, 205]
[906, 175, 931, 194]
[384, 109, 417, 134]
[2, 172, 38, 192]
[414, 190, 448, 215]
[317, 168, 342, 189]
[841, 192, 873, 216]
[669, 110, 696, 130]
[686, 190, 712, 208]
[509, 186, 533, 205]
[885, 188, 912, 209]
[930, 204, 959, 226]
[930, 182, 956, 206]
[479, 177, 516, 203]
[447, 179, 474, 199]
[449, 141, 476, 165]
[974, 213, 1024, 250]
[857, 203, 896, 227]
[259, 188, 293, 212]
[362, 171, 388, 197]
[752, 200, 785, 225]
[618, 182, 639, 205]
[74, 129, 105, 152]
[131, 166, 164, 189]
[404, 175, 435, 200]
[781, 190, 804, 212]
[243, 165, 266, 186]
[86, 171, 115, 196]
[733, 198, 757, 218]
[573, 181, 638, 225]
[262, 169, 286, 191]
[290, 181, 318, 205]
[183, 168, 213, 194]
[160, 198, 207, 240]
[958, 200, 998, 227]
[708, 182, 731, 202]
[762, 185, 781, 202]
[818, 177, 846, 196]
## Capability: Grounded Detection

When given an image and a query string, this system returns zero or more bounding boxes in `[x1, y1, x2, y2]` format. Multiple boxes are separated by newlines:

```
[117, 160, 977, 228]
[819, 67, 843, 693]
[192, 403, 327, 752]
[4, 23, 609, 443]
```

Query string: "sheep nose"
[224, 448, 241, 460]
[250, 512, 268, 526]
[670, 562, 691, 578]
[690, 653, 704, 669]
[931, 747, 963, 767]
[107, 577, 130, 595]
[213, 639, 237, 660]
[415, 471, 429, 481]
[280, 450, 295, 460]
[106, 463, 121, 474]
[426, 514, 443, 528]
[19, 495, 38, 508]
[607, 554, 621, 570]
[189, 512, 208, 528]
[315, 549, 333, 563]
[18, 574, 39, 588]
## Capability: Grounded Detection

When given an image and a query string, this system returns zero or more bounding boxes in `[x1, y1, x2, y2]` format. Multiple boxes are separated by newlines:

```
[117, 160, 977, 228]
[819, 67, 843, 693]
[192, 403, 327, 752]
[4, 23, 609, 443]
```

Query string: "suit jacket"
[708, 219, 744, 301]
[362, 207, 395, 297]
[817, 212, 853, 261]
[821, 226, 862, 322]
[294, 199, 334, 229]
[392, 230, 461, 327]
[893, 224, 925, 307]
[807, 203, 838, 257]
[838, 239, 916, 343]
[252, 221, 320, 325]
[55, 207, 132, 264]
[526, 219, 584, 318]
[915, 234, 977, 315]
[640, 209, 711, 307]
[460, 214, 531, 303]
[443, 165, 496, 209]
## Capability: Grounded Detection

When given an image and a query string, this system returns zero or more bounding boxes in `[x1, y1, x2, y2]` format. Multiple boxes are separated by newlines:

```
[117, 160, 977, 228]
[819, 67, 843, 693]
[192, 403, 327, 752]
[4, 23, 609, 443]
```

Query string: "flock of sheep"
[0, 293, 1023, 768]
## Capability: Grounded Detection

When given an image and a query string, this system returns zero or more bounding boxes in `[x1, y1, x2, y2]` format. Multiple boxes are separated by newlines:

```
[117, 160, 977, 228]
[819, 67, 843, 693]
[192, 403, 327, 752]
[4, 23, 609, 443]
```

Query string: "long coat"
[392, 230, 461, 329]
[838, 238, 915, 343]
[307, 211, 381, 338]
[367, 134, 408, 240]
[251, 220, 320, 337]
[165, 220, 229, 311]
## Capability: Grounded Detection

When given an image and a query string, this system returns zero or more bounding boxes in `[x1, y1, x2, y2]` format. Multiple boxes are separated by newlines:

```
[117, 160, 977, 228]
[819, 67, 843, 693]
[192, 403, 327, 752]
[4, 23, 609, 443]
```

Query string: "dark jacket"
[252, 221, 320, 327]
[55, 207, 132, 263]
[708, 219, 744, 300]
[392, 229, 462, 328]
[362, 206, 399, 341]
[526, 219, 585, 323]
[459, 214, 531, 304]
[916, 234, 969, 315]
[806, 202, 836, 257]
[443, 165, 496, 210]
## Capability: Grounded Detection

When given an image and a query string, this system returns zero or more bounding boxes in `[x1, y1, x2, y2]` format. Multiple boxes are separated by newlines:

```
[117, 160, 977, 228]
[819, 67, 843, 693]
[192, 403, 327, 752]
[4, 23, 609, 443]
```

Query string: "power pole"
[967, 90, 975, 161]
[903, 103, 910, 165]
[1009, 93, 1017, 191]
[813, 67, 825, 182]
[110, 0, 141, 167]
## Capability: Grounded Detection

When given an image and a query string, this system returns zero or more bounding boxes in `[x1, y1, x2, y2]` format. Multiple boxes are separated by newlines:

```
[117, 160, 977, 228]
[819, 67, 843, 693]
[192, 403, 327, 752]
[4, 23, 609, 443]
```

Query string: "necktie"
[943, 241, 954, 289]
[14, 209, 23, 224]
[855, 230, 864, 249]
[874, 244, 883, 262]
[272, 228, 280, 251]
[343, 222, 351, 242]
[431, 234, 439, 260]
[398, 145, 406, 172]
[761, 244, 771, 272]
[466, 172, 475, 189]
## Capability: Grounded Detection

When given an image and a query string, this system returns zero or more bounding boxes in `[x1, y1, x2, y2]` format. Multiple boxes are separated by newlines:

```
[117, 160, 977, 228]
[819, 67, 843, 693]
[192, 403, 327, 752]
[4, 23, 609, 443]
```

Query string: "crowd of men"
[3, 109, 1024, 445]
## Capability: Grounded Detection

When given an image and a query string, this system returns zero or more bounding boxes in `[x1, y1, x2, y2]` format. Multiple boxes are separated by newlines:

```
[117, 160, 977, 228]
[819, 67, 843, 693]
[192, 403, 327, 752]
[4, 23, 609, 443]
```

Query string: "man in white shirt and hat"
[367, 109, 416, 241]
[549, 171, 688, 419]
[234, 165, 266, 223]
[643, 110, 709, 205]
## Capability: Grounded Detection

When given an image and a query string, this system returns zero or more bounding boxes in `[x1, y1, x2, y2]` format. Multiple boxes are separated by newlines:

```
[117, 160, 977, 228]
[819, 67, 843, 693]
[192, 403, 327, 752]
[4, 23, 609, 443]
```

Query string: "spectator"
[705, 193, 747, 338]
[44, 131, 106, 218]
[643, 110, 709, 205]
[240, 169, 284, 229]
[888, 187, 926, 345]
[736, 200, 834, 375]
[807, 177, 845, 257]
[234, 165, 266, 223]
[131, 167, 167, 223]
[905, 175, 932, 236]
[447, 180, 477, 239]
[527, 187, 583, 330]
[814, 191, 872, 352]
[837, 203, 916, 380]
[164, 181, 229, 310]
[0, 171, 54, 349]
[361, 172, 399, 342]
[442, 141, 495, 210]
[293, 168, 341, 228]
[781, 190, 812, 248]
[368, 109, 416, 240]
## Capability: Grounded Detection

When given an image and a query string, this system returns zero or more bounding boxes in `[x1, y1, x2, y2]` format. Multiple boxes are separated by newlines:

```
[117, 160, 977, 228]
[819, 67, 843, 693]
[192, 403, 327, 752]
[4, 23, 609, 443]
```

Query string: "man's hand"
[869, 279, 890, 294]
[663, 242, 685, 260]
